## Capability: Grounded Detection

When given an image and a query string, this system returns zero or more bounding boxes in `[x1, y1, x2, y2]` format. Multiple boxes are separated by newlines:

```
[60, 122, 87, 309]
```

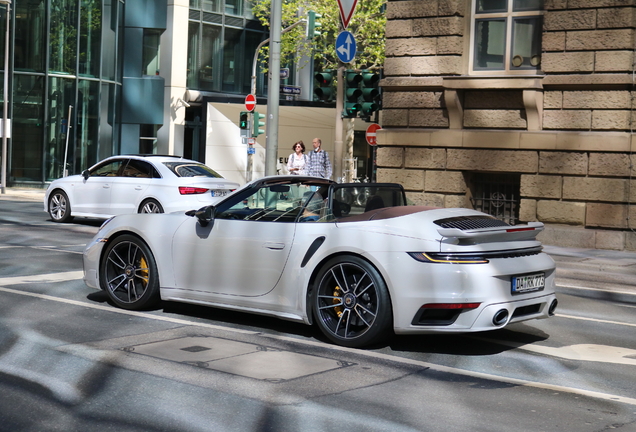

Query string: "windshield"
[163, 162, 223, 178]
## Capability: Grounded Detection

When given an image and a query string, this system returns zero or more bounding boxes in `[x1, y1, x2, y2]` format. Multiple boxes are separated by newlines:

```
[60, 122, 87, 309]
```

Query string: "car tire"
[139, 199, 164, 214]
[313, 255, 393, 348]
[48, 190, 74, 223]
[100, 234, 160, 311]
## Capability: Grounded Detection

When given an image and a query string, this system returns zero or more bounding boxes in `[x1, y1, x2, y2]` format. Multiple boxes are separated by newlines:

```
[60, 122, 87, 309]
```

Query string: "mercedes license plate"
[511, 272, 545, 294]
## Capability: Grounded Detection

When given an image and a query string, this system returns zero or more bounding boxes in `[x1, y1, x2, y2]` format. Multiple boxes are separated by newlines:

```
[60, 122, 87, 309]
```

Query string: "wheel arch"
[98, 230, 161, 288]
[304, 251, 394, 327]
[137, 197, 164, 213]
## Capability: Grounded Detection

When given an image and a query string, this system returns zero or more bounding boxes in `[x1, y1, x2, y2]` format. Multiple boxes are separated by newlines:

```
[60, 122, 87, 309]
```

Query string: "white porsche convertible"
[83, 175, 557, 348]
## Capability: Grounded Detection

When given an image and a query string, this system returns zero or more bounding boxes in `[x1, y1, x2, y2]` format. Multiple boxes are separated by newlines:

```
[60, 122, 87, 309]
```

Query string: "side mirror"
[186, 206, 214, 227]
[82, 170, 90, 180]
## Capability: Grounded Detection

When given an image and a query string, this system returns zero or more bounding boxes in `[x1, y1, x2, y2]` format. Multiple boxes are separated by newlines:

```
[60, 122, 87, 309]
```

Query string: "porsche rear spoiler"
[437, 221, 544, 242]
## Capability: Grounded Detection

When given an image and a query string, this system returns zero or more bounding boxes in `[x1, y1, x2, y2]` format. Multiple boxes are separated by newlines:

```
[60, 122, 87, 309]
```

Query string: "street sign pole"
[265, 0, 282, 177]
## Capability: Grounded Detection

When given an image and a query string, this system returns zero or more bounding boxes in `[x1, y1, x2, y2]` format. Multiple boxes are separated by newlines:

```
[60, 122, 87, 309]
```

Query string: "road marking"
[0, 271, 84, 286]
[1, 271, 635, 406]
[557, 283, 636, 297]
[556, 313, 636, 328]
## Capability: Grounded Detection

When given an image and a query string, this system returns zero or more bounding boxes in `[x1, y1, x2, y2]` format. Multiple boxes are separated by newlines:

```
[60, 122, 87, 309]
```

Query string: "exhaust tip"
[548, 299, 558, 316]
[492, 309, 509, 326]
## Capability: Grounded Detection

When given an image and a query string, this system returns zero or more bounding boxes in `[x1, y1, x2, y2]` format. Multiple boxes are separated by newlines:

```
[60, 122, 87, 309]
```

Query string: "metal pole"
[63, 105, 73, 177]
[334, 65, 344, 182]
[0, 0, 10, 194]
[265, 0, 282, 176]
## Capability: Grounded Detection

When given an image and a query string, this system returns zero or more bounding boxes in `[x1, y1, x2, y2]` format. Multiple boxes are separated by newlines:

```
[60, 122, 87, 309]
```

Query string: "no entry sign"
[366, 123, 382, 146]
[245, 94, 256, 112]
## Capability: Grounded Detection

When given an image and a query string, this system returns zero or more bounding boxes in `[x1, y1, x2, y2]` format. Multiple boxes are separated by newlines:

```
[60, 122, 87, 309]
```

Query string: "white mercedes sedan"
[83, 175, 557, 348]
[44, 155, 239, 223]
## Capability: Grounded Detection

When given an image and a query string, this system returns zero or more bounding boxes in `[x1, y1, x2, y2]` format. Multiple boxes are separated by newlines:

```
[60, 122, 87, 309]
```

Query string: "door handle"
[135, 186, 143, 190]
[103, 184, 110, 189]
[264, 242, 285, 250]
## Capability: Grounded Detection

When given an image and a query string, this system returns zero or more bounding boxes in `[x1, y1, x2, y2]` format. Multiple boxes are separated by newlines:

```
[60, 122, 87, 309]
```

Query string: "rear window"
[163, 162, 223, 178]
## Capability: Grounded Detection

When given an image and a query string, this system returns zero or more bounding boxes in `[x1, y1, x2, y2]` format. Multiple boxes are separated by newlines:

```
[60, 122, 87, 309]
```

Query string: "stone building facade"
[377, 0, 636, 250]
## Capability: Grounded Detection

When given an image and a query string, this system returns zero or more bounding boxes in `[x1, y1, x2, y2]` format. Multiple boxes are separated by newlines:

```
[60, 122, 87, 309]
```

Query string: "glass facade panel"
[15, 0, 46, 72]
[187, 21, 200, 88]
[46, 77, 75, 179]
[244, 30, 262, 95]
[13, 75, 45, 182]
[511, 17, 541, 68]
[79, 0, 102, 77]
[224, 0, 242, 16]
[200, 23, 221, 91]
[142, 29, 161, 76]
[77, 80, 100, 171]
[101, 0, 117, 79]
[100, 82, 115, 160]
[222, 27, 241, 92]
[474, 19, 506, 70]
[50, 0, 79, 74]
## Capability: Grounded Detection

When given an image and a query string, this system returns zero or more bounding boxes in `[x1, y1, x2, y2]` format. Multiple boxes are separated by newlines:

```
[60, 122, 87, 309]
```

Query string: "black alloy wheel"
[48, 190, 74, 223]
[100, 234, 160, 310]
[313, 255, 392, 348]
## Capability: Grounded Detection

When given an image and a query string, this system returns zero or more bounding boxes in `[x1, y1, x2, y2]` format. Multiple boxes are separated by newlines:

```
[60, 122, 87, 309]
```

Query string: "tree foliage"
[250, 0, 386, 72]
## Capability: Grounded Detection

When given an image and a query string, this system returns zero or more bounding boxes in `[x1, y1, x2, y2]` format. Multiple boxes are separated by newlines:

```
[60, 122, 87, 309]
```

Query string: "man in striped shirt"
[306, 138, 333, 179]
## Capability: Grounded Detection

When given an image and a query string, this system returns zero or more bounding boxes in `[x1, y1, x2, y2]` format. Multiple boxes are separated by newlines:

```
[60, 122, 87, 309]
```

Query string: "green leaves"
[250, 0, 386, 72]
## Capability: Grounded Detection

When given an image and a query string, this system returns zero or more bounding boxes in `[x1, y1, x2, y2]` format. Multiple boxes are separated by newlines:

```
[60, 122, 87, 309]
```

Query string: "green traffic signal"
[307, 10, 321, 40]
[359, 70, 381, 119]
[252, 111, 265, 137]
[239, 111, 249, 130]
[343, 70, 363, 118]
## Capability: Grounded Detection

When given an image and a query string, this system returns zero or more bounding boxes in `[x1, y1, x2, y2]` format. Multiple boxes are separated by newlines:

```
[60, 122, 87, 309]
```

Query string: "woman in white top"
[287, 141, 308, 175]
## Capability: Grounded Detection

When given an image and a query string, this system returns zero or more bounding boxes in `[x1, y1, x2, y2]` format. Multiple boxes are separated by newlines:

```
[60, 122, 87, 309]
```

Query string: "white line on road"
[1, 271, 635, 406]
[557, 283, 636, 297]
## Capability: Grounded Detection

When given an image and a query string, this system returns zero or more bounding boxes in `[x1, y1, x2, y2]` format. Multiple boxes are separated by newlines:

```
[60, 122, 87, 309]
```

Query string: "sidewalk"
[0, 187, 46, 201]
[3, 187, 636, 295]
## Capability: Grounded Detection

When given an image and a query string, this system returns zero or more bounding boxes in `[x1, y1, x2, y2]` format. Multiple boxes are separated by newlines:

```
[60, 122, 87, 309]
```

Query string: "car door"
[109, 159, 154, 214]
[72, 159, 124, 215]
[171, 183, 303, 297]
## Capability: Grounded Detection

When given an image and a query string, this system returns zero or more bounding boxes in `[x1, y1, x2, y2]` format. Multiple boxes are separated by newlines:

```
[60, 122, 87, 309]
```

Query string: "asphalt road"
[1, 195, 635, 431]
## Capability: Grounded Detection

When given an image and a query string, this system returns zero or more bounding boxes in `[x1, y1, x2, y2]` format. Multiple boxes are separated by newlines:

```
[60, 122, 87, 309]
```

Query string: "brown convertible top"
[337, 205, 441, 223]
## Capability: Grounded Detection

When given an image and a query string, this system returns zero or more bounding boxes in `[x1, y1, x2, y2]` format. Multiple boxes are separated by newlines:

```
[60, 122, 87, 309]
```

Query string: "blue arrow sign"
[336, 31, 356, 64]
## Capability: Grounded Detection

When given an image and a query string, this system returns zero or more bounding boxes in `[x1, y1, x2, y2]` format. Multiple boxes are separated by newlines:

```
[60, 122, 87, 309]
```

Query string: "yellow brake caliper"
[333, 286, 343, 317]
[139, 256, 149, 287]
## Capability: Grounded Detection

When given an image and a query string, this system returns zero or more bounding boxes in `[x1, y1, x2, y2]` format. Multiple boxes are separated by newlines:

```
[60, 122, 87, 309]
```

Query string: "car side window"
[216, 184, 311, 222]
[90, 160, 125, 177]
[122, 160, 153, 178]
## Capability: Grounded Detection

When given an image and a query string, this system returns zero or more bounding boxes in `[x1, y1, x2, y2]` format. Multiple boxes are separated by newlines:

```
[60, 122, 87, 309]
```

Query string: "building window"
[471, 0, 542, 74]
[140, 124, 158, 154]
[468, 172, 520, 225]
[142, 29, 162, 76]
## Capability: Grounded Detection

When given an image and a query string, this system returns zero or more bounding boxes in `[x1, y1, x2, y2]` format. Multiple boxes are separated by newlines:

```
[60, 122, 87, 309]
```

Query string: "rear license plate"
[211, 190, 228, 197]
[511, 272, 545, 294]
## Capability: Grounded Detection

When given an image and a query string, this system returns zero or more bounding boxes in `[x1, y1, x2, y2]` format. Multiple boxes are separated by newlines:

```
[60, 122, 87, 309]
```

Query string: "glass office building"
[1, 0, 268, 187]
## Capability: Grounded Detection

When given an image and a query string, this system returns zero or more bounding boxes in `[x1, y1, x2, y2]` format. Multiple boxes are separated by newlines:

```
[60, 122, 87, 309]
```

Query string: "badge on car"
[511, 272, 545, 294]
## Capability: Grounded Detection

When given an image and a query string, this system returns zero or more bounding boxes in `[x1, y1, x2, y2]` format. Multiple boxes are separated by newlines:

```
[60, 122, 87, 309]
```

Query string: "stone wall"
[379, 0, 636, 250]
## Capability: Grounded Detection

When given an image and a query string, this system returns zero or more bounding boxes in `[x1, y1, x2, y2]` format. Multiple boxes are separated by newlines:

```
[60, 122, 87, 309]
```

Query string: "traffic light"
[307, 10, 321, 40]
[314, 69, 334, 102]
[360, 70, 381, 119]
[239, 111, 249, 130]
[252, 111, 265, 137]
[343, 70, 362, 118]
